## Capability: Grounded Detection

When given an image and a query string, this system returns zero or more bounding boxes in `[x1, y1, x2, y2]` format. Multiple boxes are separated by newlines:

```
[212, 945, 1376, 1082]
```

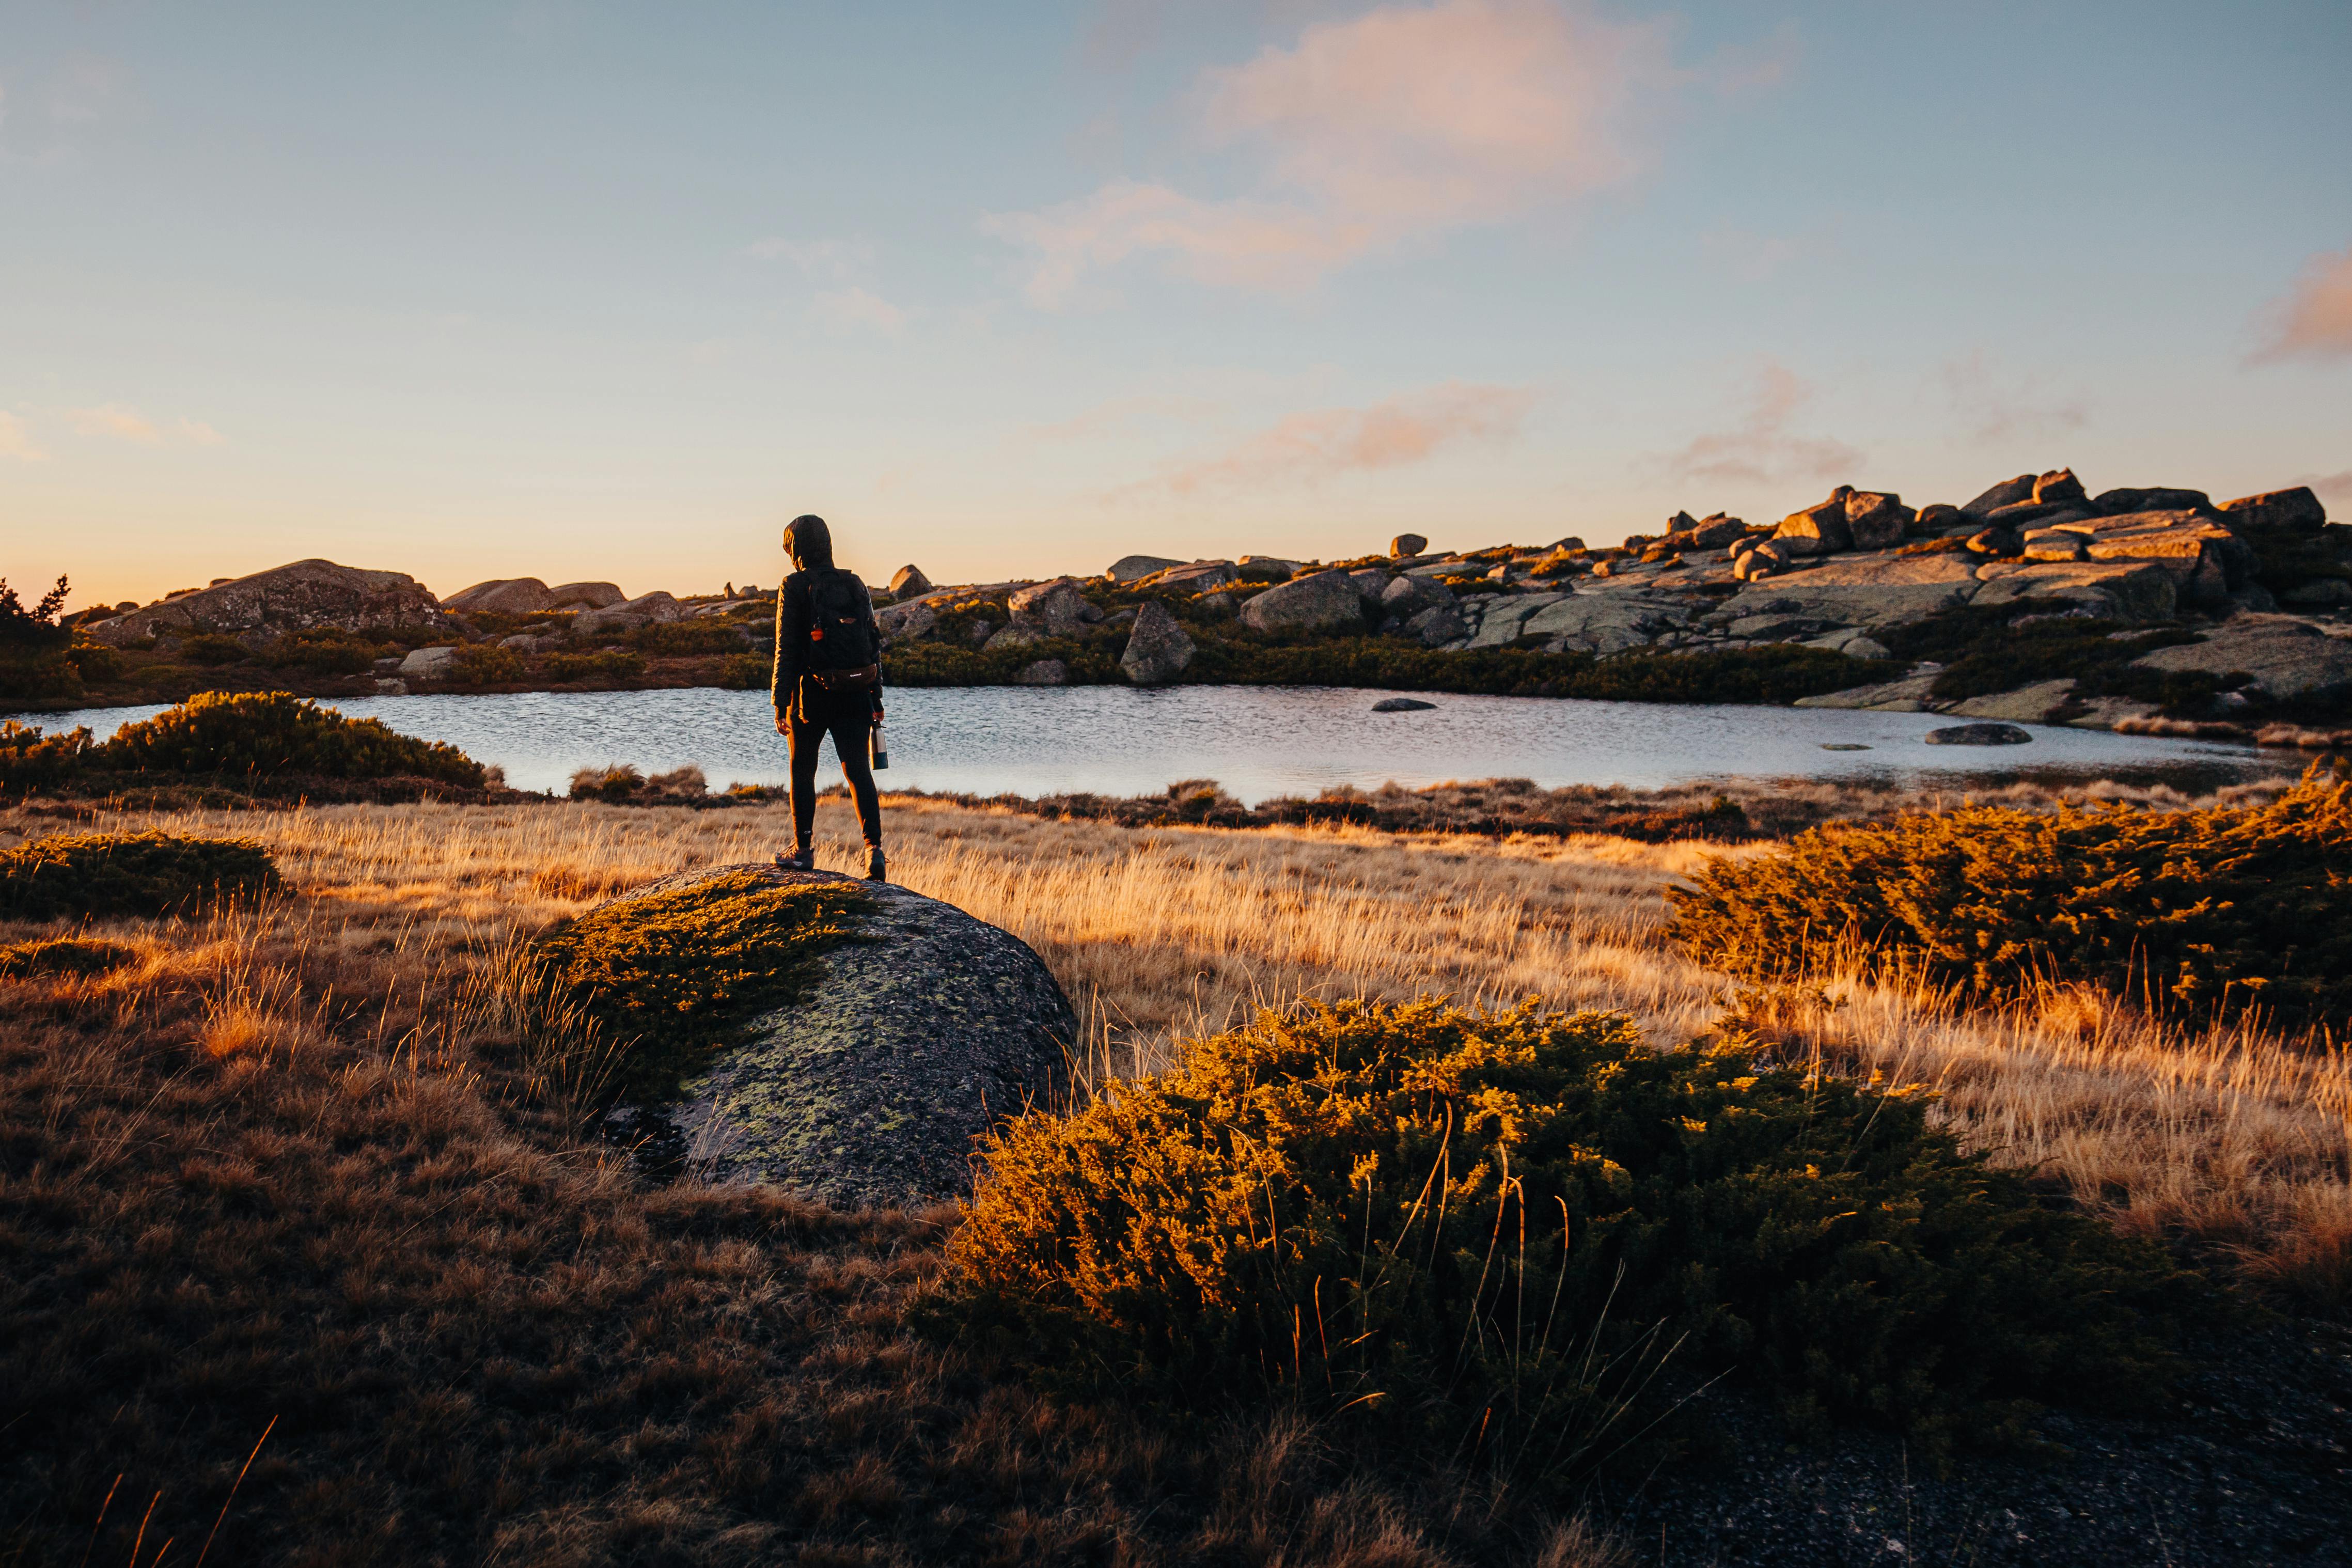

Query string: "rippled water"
[24, 685, 2274, 804]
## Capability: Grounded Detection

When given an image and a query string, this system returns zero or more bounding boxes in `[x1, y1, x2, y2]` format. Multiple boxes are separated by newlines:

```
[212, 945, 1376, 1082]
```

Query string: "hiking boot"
[864, 845, 886, 883]
[774, 845, 814, 872]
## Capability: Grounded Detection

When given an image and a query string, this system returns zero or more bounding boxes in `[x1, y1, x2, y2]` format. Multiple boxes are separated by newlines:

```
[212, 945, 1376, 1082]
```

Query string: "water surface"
[24, 686, 2273, 804]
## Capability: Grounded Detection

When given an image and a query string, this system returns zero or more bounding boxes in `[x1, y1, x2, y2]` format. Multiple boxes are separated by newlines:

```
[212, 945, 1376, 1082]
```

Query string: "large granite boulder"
[445, 577, 558, 614]
[88, 559, 447, 646]
[1108, 554, 1184, 584]
[548, 581, 626, 609]
[889, 565, 933, 598]
[1775, 489, 1856, 555]
[400, 646, 460, 680]
[1519, 593, 1687, 654]
[1844, 491, 1913, 551]
[2129, 616, 2352, 702]
[2093, 487, 2209, 516]
[1238, 569, 1367, 635]
[1961, 474, 2036, 514]
[1119, 600, 1195, 685]
[876, 599, 939, 644]
[1970, 559, 2178, 621]
[1948, 680, 2079, 723]
[1236, 556, 1300, 583]
[1718, 551, 1982, 628]
[2220, 487, 2327, 534]
[1390, 533, 1428, 557]
[575, 591, 683, 635]
[601, 867, 1072, 1207]
[1149, 561, 1241, 593]
[1007, 577, 1090, 637]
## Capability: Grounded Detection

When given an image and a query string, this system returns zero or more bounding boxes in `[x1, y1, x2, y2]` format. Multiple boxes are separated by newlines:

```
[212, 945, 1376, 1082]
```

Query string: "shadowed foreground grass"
[1, 790, 2347, 1562]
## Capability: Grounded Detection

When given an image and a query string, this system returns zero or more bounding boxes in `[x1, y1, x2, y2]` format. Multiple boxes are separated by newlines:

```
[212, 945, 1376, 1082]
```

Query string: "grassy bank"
[3, 794, 2347, 1561]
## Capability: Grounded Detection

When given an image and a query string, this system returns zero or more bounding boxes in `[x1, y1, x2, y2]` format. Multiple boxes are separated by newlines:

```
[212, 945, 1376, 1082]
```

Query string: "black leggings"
[787, 685, 882, 849]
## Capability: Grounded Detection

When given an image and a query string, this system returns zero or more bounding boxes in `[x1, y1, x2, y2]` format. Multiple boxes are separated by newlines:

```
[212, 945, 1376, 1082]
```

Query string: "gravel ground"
[1595, 1315, 2352, 1566]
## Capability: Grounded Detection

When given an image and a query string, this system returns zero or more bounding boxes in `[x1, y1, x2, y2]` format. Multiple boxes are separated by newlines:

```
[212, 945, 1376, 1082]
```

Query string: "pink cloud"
[1125, 380, 1535, 498]
[1656, 362, 1861, 486]
[2251, 246, 2352, 364]
[989, 0, 1675, 303]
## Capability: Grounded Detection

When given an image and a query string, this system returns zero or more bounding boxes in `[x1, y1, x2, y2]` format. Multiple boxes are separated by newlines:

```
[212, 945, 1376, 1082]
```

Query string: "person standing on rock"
[771, 514, 887, 881]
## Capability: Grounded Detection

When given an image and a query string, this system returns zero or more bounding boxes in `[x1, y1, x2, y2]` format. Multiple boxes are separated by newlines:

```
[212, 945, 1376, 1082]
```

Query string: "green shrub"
[716, 652, 770, 689]
[66, 640, 127, 685]
[1668, 766, 2352, 1027]
[266, 628, 380, 675]
[948, 999, 2185, 1465]
[180, 633, 252, 667]
[0, 832, 285, 920]
[100, 691, 487, 787]
[544, 650, 645, 682]
[0, 722, 96, 796]
[529, 869, 875, 1103]
[446, 645, 525, 686]
[633, 620, 750, 656]
[0, 576, 81, 699]
[0, 935, 140, 978]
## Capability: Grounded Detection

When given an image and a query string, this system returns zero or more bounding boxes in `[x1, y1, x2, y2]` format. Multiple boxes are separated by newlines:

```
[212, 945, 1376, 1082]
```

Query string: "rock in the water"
[1390, 533, 1429, 557]
[1238, 569, 1368, 635]
[597, 866, 1072, 1208]
[1007, 577, 1089, 637]
[1924, 723, 2033, 746]
[889, 565, 933, 598]
[400, 646, 460, 680]
[445, 577, 557, 614]
[1775, 489, 1856, 555]
[1108, 554, 1185, 584]
[1821, 743, 1871, 751]
[1370, 697, 1436, 712]
[1119, 600, 1195, 685]
[576, 591, 683, 635]
[2129, 615, 2352, 701]
[1014, 658, 1069, 685]
[548, 581, 626, 609]
[1961, 474, 2036, 515]
[2219, 487, 2327, 534]
[89, 559, 448, 646]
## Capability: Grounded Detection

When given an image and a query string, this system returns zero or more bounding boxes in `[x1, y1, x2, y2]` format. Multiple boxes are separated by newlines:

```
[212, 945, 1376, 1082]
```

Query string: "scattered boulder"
[1966, 527, 2022, 557]
[1924, 723, 2033, 746]
[1733, 541, 1790, 581]
[444, 577, 558, 614]
[1917, 503, 1964, 531]
[1390, 534, 1429, 558]
[576, 591, 683, 636]
[1961, 474, 2036, 515]
[1685, 514, 1747, 550]
[1119, 601, 1195, 686]
[1370, 697, 1436, 712]
[1948, 680, 2078, 723]
[1108, 554, 1184, 584]
[400, 646, 460, 680]
[2128, 615, 2352, 702]
[1151, 561, 1241, 594]
[1380, 575, 1453, 614]
[1014, 659, 1069, 686]
[1236, 556, 1300, 583]
[1347, 568, 1394, 605]
[1843, 492, 1914, 551]
[1774, 489, 1856, 555]
[2219, 487, 2326, 534]
[1238, 570, 1368, 636]
[2032, 468, 2088, 508]
[876, 600, 939, 644]
[1007, 577, 1089, 638]
[499, 633, 558, 653]
[88, 559, 448, 647]
[598, 865, 1072, 1207]
[2093, 487, 2209, 516]
[889, 565, 933, 598]
[548, 582, 626, 609]
[1405, 603, 1467, 647]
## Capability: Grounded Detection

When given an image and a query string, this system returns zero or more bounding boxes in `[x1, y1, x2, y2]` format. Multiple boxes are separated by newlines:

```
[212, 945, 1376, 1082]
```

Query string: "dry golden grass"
[4, 785, 2346, 1305]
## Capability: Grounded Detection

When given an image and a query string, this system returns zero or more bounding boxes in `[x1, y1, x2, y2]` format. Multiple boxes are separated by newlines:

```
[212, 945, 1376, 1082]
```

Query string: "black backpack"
[802, 570, 877, 669]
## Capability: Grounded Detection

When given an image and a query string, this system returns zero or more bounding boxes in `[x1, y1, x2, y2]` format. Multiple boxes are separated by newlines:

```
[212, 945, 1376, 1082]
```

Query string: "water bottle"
[870, 716, 889, 770]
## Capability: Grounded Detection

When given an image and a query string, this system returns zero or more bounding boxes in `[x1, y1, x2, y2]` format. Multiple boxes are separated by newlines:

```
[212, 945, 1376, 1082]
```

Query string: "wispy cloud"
[746, 236, 874, 278]
[2250, 245, 2352, 365]
[0, 412, 44, 462]
[62, 403, 221, 446]
[811, 287, 908, 335]
[1122, 380, 1534, 499]
[989, 0, 1680, 304]
[1655, 362, 1861, 487]
[2303, 469, 2352, 508]
[1936, 350, 2088, 445]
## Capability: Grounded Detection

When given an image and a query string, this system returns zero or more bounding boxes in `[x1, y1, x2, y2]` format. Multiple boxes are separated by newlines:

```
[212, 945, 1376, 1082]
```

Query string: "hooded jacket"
[770, 515, 881, 715]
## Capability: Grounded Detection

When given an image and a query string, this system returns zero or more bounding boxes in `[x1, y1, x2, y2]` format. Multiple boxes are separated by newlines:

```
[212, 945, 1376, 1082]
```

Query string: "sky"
[4, 0, 2350, 609]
